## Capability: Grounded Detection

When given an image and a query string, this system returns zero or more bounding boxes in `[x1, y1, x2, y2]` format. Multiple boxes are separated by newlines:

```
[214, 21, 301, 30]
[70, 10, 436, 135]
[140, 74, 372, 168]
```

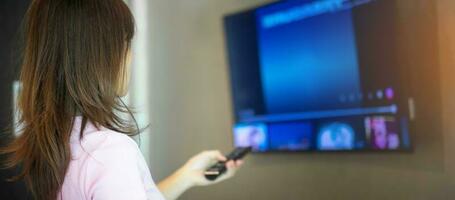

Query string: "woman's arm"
[158, 151, 243, 200]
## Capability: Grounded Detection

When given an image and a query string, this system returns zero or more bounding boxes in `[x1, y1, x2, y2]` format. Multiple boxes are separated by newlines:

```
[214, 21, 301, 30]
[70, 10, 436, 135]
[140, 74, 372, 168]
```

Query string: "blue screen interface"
[225, 0, 411, 152]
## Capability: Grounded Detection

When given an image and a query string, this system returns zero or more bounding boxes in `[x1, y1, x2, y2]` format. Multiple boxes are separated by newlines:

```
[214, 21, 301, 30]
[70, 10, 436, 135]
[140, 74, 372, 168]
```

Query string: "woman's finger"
[235, 160, 244, 167]
[214, 166, 237, 183]
[204, 150, 227, 162]
[225, 160, 235, 169]
[212, 150, 227, 161]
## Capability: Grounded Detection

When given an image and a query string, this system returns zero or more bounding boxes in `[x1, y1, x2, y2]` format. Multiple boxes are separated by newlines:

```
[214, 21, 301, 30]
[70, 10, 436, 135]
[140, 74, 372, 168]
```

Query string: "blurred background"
[1, 0, 455, 199]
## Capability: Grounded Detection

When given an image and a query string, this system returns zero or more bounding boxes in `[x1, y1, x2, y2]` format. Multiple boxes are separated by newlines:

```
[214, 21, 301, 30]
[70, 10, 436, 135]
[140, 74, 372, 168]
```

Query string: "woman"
[1, 0, 243, 199]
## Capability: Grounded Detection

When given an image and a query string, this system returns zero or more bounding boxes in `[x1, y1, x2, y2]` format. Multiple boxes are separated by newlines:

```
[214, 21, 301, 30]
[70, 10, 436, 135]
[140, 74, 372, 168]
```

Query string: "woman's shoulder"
[70, 123, 140, 164]
[87, 130, 139, 164]
[65, 124, 158, 200]
[85, 129, 138, 150]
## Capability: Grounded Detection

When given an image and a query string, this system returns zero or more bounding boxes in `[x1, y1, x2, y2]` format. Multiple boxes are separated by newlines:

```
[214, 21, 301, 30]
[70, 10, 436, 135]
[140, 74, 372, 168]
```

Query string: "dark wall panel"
[0, 0, 31, 199]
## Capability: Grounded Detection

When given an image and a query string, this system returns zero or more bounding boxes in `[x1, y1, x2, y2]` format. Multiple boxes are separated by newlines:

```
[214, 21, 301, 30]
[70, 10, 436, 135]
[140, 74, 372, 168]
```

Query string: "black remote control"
[204, 147, 252, 181]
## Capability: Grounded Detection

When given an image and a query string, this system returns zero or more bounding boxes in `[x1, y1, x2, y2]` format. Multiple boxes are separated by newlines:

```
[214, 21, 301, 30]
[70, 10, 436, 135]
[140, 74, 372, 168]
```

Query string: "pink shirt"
[59, 118, 165, 200]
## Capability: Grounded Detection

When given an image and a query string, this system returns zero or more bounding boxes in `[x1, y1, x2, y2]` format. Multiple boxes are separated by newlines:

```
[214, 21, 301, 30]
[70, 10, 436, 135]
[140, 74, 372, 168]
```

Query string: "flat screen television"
[224, 0, 413, 152]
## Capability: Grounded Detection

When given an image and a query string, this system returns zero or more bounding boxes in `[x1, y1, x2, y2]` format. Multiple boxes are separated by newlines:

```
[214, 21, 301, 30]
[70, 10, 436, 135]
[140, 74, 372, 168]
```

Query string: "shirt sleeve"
[87, 134, 164, 200]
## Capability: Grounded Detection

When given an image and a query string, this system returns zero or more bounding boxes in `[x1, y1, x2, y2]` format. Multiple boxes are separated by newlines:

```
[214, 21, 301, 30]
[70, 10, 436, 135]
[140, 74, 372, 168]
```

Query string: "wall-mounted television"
[224, 0, 413, 152]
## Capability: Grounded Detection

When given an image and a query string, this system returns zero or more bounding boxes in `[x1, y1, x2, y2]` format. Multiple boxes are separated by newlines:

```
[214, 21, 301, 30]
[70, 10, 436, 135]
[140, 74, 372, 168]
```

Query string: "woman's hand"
[158, 150, 244, 200]
[178, 150, 244, 186]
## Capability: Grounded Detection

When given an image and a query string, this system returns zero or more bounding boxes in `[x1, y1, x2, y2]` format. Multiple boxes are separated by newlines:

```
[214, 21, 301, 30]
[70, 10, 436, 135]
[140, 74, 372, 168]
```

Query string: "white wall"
[126, 0, 152, 166]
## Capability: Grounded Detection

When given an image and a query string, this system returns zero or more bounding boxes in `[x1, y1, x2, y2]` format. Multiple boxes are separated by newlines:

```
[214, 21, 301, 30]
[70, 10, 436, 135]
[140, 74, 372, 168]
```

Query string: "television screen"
[224, 0, 412, 152]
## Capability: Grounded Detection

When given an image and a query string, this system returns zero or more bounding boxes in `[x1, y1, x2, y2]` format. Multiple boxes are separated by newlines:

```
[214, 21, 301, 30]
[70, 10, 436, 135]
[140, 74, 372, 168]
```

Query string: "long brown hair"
[1, 0, 137, 199]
